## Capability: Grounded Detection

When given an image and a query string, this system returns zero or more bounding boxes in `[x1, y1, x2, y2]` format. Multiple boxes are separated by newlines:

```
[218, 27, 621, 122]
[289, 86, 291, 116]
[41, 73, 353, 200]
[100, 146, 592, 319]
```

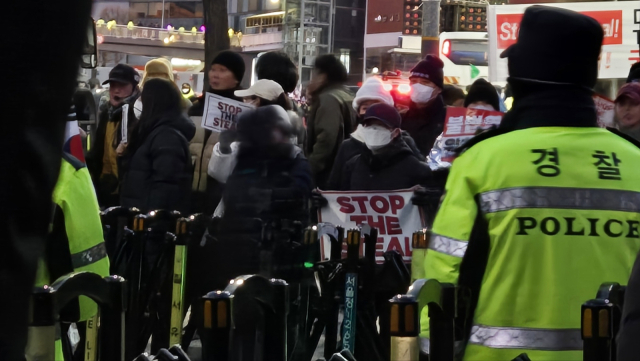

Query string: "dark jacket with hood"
[87, 92, 140, 206]
[305, 84, 355, 189]
[119, 113, 196, 214]
[188, 88, 242, 213]
[335, 136, 432, 191]
[326, 127, 424, 190]
[401, 95, 447, 157]
[223, 144, 313, 224]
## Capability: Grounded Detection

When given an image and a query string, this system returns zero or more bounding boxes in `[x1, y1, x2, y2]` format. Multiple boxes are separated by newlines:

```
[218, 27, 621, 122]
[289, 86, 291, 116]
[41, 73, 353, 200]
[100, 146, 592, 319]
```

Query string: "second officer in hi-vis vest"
[421, 6, 640, 361]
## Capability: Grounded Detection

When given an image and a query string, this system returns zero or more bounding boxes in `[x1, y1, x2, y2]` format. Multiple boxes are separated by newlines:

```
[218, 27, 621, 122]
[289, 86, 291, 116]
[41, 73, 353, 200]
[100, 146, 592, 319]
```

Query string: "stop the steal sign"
[318, 188, 425, 263]
[201, 93, 255, 132]
[496, 10, 623, 49]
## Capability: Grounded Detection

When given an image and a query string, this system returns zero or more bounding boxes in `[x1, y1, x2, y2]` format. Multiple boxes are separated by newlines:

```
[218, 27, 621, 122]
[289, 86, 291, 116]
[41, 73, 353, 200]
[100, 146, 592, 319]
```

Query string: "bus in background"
[439, 31, 495, 88]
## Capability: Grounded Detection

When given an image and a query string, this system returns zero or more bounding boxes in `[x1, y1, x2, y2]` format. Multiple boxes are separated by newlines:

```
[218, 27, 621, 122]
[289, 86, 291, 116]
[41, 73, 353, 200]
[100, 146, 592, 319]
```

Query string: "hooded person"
[188, 50, 246, 213]
[305, 54, 356, 189]
[119, 78, 196, 214]
[464, 78, 500, 111]
[220, 105, 313, 223]
[202, 106, 313, 295]
[613, 82, 640, 141]
[207, 79, 300, 199]
[333, 103, 432, 191]
[254, 51, 306, 148]
[401, 55, 447, 157]
[86, 64, 141, 207]
[326, 78, 423, 190]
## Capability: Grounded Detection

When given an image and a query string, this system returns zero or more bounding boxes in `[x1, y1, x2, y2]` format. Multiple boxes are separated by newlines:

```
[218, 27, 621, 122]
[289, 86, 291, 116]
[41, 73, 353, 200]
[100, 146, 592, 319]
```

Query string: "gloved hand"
[310, 190, 328, 209]
[219, 130, 238, 154]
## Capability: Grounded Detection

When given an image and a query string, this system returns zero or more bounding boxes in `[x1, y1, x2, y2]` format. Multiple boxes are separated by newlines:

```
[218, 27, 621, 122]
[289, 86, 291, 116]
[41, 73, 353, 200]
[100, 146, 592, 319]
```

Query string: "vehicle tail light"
[442, 39, 451, 57]
[397, 84, 411, 94]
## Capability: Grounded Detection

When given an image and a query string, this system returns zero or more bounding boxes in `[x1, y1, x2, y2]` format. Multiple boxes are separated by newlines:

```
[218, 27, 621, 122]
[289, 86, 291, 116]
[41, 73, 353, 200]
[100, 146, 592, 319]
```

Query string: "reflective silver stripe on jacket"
[469, 324, 583, 351]
[71, 243, 107, 269]
[480, 187, 640, 214]
[429, 233, 468, 258]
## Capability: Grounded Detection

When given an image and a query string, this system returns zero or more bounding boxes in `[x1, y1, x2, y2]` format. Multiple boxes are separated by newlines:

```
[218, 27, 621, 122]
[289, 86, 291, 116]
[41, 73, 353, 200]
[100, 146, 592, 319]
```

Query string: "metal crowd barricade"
[122, 210, 183, 357]
[25, 272, 127, 361]
[133, 345, 191, 361]
[389, 294, 420, 361]
[140, 210, 183, 353]
[387, 279, 457, 361]
[100, 206, 140, 269]
[199, 275, 289, 361]
[582, 282, 626, 361]
[411, 230, 430, 283]
[200, 290, 232, 361]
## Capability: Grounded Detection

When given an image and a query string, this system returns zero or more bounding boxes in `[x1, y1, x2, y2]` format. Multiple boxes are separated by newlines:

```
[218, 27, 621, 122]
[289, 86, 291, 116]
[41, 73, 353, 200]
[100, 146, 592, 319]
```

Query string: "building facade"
[92, 0, 365, 85]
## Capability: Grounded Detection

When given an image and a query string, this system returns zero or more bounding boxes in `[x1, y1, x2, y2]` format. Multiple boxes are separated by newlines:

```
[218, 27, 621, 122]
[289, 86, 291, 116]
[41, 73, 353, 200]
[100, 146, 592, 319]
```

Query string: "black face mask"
[356, 114, 365, 125]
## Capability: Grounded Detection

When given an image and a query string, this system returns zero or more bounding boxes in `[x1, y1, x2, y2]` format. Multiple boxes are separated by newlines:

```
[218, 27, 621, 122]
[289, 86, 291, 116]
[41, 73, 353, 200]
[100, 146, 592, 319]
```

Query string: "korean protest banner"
[201, 93, 255, 132]
[318, 188, 425, 263]
[439, 107, 504, 162]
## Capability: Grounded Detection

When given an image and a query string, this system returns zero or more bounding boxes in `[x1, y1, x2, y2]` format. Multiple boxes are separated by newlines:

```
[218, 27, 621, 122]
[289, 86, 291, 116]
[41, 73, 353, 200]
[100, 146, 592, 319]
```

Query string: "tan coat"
[189, 115, 220, 192]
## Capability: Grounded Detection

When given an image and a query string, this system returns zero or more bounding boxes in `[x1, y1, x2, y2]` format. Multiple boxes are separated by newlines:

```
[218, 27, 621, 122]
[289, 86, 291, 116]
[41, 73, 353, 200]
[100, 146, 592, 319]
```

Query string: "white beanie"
[352, 77, 394, 111]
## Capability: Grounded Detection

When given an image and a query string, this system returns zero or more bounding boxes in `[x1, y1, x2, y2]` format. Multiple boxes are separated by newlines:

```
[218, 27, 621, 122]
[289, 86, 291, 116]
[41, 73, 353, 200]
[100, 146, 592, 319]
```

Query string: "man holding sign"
[188, 51, 246, 213]
[318, 104, 437, 263]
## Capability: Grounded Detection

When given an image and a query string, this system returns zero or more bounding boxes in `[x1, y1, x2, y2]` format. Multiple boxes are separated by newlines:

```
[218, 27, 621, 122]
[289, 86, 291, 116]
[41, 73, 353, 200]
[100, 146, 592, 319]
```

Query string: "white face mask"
[410, 83, 436, 104]
[468, 104, 495, 111]
[133, 98, 143, 118]
[361, 125, 392, 150]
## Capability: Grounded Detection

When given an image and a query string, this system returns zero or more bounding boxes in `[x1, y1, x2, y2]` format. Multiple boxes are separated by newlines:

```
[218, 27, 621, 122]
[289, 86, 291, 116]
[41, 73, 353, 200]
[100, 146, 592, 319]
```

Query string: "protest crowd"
[9, 4, 640, 361]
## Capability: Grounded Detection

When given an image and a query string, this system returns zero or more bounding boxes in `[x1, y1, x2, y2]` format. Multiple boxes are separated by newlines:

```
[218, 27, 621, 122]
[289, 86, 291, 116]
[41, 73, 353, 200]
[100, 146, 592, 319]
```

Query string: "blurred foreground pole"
[421, 0, 441, 58]
[0, 2, 93, 360]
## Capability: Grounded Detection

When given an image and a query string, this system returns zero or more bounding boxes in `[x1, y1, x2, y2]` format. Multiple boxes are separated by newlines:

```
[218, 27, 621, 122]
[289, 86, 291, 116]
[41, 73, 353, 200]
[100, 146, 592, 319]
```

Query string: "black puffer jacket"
[336, 137, 432, 191]
[326, 129, 424, 190]
[401, 95, 447, 157]
[222, 144, 313, 225]
[120, 114, 196, 213]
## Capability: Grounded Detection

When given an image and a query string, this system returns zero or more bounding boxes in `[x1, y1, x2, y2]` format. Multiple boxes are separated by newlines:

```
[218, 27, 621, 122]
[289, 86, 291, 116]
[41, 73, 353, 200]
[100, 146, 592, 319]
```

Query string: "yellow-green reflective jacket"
[422, 126, 640, 361]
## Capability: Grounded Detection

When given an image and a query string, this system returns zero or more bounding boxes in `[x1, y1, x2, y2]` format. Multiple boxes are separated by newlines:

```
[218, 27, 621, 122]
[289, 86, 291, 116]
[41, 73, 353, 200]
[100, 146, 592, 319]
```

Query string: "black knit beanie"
[211, 51, 245, 83]
[464, 78, 500, 111]
[409, 55, 444, 89]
